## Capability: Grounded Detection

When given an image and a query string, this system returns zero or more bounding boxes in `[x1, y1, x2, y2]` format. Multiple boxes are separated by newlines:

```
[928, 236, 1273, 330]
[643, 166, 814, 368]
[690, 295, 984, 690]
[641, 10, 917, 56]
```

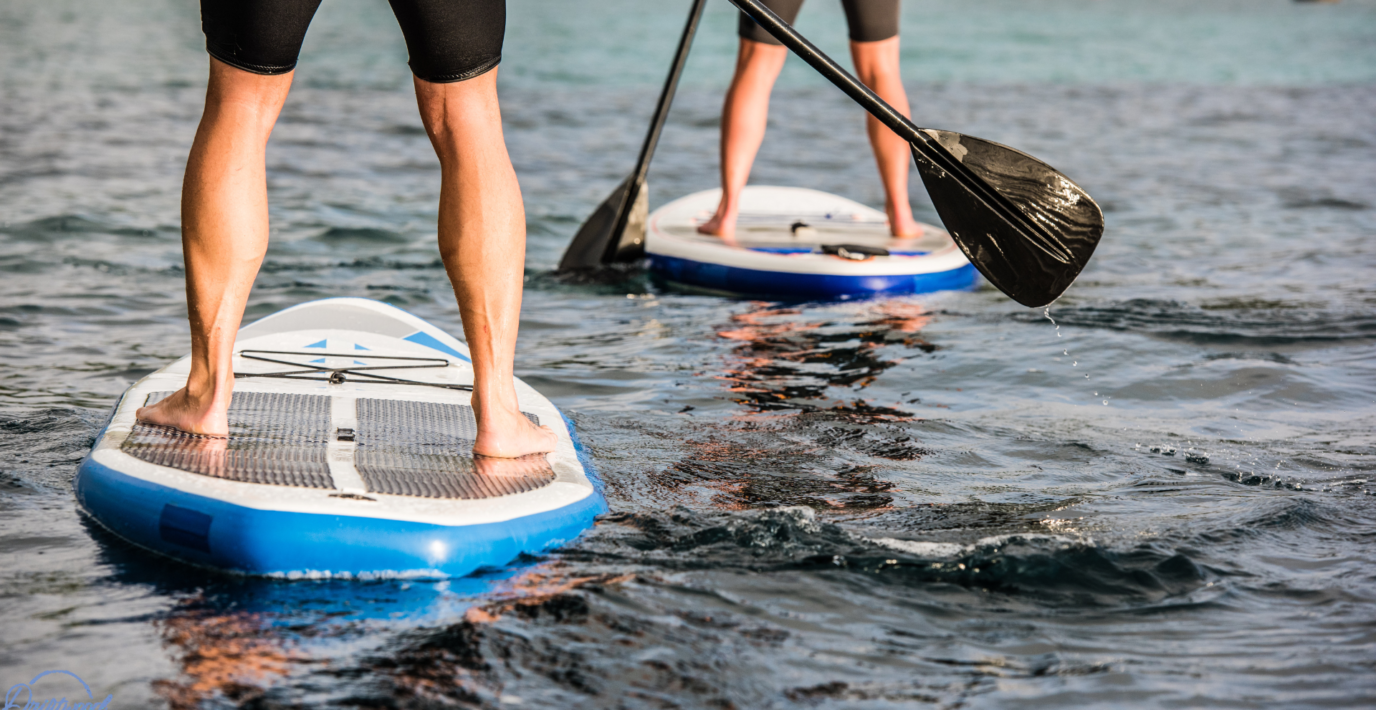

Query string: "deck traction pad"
[120, 392, 556, 499]
[123, 392, 334, 488]
[355, 398, 556, 499]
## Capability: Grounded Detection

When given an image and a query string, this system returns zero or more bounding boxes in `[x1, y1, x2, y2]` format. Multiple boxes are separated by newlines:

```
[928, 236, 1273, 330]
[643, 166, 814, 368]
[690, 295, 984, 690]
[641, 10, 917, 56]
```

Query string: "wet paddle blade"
[912, 129, 1104, 307]
[557, 177, 648, 271]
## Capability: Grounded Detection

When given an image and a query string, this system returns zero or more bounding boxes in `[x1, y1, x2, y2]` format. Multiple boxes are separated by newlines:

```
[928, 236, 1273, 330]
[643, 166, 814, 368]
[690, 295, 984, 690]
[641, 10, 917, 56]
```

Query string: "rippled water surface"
[3, 0, 1376, 707]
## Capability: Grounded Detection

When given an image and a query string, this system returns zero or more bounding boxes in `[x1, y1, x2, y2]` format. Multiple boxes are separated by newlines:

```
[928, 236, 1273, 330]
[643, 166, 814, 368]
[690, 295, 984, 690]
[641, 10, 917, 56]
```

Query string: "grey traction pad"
[355, 398, 556, 499]
[121, 392, 557, 499]
[122, 392, 334, 489]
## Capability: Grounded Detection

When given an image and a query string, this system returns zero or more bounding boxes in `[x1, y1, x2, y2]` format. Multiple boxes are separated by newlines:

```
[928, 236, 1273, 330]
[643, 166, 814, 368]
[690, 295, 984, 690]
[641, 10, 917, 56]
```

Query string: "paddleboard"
[646, 186, 977, 299]
[75, 298, 606, 578]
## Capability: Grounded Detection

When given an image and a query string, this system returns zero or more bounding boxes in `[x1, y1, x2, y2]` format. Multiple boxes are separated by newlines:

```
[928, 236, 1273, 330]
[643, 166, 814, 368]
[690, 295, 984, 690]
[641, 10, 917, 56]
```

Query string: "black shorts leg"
[200, 0, 323, 75]
[842, 0, 900, 43]
[738, 0, 900, 46]
[388, 0, 505, 84]
[738, 0, 804, 46]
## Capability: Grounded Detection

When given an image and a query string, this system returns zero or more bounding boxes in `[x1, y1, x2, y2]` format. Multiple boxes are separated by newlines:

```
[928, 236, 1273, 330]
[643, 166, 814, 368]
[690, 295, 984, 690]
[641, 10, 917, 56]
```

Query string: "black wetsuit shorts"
[739, 0, 900, 45]
[200, 0, 504, 83]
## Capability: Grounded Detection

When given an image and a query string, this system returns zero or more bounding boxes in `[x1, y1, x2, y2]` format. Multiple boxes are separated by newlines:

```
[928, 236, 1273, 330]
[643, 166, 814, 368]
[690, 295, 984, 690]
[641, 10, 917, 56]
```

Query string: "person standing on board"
[698, 0, 922, 239]
[136, 0, 557, 458]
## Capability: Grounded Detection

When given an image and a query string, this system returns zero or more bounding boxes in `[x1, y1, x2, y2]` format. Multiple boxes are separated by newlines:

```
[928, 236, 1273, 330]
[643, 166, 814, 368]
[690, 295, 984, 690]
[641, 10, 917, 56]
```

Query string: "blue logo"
[4, 671, 111, 710]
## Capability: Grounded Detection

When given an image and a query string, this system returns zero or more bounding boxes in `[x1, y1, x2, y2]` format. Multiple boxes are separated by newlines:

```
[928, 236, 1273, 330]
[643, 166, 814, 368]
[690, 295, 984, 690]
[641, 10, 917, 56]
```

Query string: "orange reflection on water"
[152, 602, 307, 710]
[865, 301, 933, 334]
[463, 563, 636, 624]
[712, 300, 933, 417]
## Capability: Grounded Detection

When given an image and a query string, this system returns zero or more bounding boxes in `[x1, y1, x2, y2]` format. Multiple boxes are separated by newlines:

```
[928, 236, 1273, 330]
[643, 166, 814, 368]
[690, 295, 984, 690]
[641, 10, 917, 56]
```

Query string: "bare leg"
[137, 59, 293, 436]
[414, 70, 556, 459]
[697, 39, 788, 239]
[850, 36, 922, 238]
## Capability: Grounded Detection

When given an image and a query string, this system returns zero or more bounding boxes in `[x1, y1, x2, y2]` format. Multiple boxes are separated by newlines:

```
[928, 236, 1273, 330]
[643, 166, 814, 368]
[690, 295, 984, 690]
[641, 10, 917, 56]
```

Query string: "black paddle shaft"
[558, 0, 708, 270]
[728, 0, 1104, 307]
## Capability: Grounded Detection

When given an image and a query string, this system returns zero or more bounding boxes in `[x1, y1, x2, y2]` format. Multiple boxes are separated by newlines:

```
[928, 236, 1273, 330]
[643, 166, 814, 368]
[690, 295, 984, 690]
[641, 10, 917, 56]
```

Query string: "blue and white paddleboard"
[646, 186, 978, 299]
[75, 298, 606, 578]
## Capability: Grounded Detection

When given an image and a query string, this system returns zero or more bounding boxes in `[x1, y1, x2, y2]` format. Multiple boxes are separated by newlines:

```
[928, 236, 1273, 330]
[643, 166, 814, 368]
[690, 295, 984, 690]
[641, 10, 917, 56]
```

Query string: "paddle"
[729, 0, 1104, 307]
[557, 0, 709, 271]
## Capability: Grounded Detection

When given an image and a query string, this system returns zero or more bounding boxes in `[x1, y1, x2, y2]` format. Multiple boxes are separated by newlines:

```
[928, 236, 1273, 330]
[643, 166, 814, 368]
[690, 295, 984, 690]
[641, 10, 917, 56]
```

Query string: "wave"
[581, 507, 1209, 607]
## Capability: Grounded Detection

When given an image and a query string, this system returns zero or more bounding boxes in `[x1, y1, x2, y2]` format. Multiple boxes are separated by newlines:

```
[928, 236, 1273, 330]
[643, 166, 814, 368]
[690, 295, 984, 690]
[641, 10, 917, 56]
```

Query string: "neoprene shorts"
[739, 0, 899, 45]
[199, 0, 504, 83]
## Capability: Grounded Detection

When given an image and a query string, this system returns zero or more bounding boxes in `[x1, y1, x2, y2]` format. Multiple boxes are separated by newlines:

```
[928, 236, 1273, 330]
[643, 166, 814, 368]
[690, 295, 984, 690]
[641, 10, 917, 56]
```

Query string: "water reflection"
[152, 603, 303, 710]
[635, 299, 945, 513]
[714, 300, 935, 417]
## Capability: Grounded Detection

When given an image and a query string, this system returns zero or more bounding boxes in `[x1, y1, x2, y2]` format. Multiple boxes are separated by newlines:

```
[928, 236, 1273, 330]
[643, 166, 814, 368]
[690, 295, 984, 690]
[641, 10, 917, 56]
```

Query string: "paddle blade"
[556, 177, 649, 271]
[617, 181, 649, 262]
[913, 130, 1103, 307]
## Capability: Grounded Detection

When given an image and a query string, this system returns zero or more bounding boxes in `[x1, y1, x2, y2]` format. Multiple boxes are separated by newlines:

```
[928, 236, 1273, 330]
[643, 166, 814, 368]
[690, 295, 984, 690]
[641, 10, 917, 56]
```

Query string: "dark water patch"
[1282, 195, 1370, 211]
[845, 498, 1079, 541]
[314, 226, 413, 245]
[0, 214, 163, 240]
[528, 263, 653, 296]
[574, 508, 1210, 608]
[1184, 498, 1347, 556]
[655, 428, 898, 511]
[351, 581, 757, 709]
[380, 123, 428, 136]
[365, 283, 432, 294]
[0, 408, 101, 491]
[59, 256, 171, 277]
[603, 410, 943, 511]
[814, 425, 932, 460]
[1027, 299, 1376, 346]
[1240, 497, 1333, 532]
[1201, 351, 1298, 365]
[257, 256, 447, 273]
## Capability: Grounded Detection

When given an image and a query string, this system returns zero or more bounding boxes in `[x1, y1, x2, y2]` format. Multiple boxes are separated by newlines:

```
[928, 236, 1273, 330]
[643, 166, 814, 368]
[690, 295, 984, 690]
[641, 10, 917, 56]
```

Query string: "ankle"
[471, 391, 520, 419]
[183, 376, 232, 410]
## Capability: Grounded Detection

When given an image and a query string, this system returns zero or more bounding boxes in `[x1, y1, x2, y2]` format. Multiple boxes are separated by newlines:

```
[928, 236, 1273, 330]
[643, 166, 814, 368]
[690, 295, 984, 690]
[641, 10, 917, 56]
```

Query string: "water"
[3, 0, 1376, 707]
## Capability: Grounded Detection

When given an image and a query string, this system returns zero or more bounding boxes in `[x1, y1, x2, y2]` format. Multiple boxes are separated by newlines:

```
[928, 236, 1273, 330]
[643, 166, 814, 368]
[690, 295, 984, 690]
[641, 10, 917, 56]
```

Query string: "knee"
[204, 60, 292, 135]
[737, 40, 788, 75]
[415, 75, 504, 162]
[850, 38, 902, 86]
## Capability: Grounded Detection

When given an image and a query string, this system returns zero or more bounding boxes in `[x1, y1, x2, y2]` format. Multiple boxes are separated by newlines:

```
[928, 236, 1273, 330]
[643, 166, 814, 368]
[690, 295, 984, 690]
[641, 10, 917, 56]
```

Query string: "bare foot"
[473, 452, 553, 480]
[696, 202, 738, 239]
[136, 387, 230, 438]
[887, 205, 924, 239]
[471, 402, 558, 458]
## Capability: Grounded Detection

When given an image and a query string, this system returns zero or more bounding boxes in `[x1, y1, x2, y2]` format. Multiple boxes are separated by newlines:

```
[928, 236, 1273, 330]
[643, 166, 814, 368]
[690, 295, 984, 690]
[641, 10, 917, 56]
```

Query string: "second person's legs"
[697, 39, 788, 239]
[850, 35, 921, 238]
